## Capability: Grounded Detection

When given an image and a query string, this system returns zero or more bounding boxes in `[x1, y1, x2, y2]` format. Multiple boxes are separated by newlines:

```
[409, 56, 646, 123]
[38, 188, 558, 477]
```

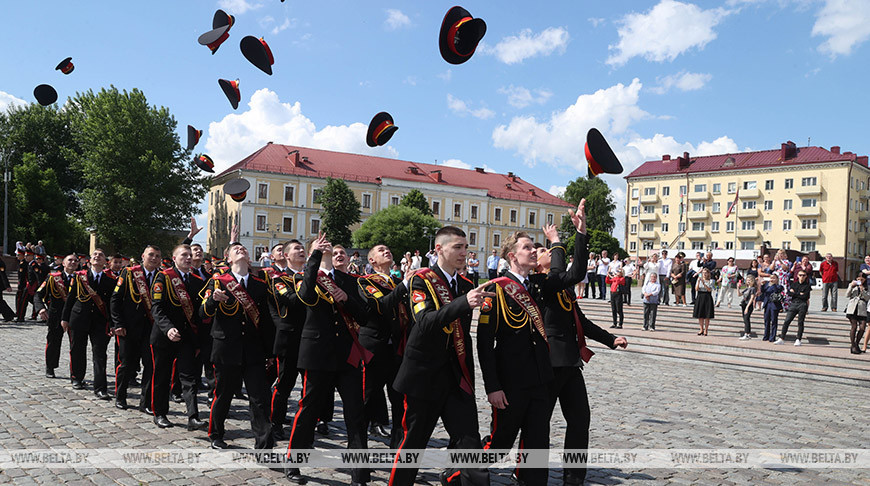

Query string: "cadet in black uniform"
[202, 241, 274, 450]
[61, 249, 117, 398]
[390, 226, 493, 486]
[110, 245, 162, 412]
[35, 254, 78, 377]
[0, 250, 18, 321]
[356, 243, 410, 448]
[16, 249, 34, 321]
[285, 235, 371, 486]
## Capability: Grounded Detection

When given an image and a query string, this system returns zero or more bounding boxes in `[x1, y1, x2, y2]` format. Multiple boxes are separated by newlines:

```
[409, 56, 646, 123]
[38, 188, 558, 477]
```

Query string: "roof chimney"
[505, 183, 512, 190]
[475, 167, 485, 173]
[429, 170, 443, 183]
[781, 141, 797, 160]
[662, 154, 671, 161]
[287, 150, 301, 167]
[831, 146, 841, 154]
[677, 152, 691, 169]
[507, 171, 518, 182]
[302, 156, 309, 163]
[527, 188, 536, 196]
[857, 155, 868, 167]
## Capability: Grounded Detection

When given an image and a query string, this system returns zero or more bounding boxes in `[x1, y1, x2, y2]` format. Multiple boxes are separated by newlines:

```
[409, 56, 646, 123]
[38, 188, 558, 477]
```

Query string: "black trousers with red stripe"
[70, 322, 109, 392]
[151, 340, 199, 418]
[547, 366, 590, 485]
[389, 387, 489, 486]
[114, 325, 151, 403]
[270, 328, 302, 430]
[483, 384, 550, 486]
[209, 360, 273, 449]
[45, 318, 68, 371]
[362, 348, 404, 448]
[287, 366, 369, 483]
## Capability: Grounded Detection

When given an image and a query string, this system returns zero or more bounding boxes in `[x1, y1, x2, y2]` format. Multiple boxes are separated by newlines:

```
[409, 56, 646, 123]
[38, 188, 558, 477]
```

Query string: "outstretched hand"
[614, 336, 628, 349]
[187, 217, 203, 240]
[542, 224, 560, 244]
[569, 198, 587, 234]
[313, 232, 332, 253]
[230, 223, 240, 243]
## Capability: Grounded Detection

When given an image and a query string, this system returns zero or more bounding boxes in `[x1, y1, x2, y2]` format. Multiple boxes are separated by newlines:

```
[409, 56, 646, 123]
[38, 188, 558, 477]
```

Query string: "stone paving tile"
[0, 291, 868, 485]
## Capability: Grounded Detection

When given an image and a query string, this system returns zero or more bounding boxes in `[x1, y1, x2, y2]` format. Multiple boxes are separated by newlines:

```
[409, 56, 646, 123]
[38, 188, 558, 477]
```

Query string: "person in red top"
[605, 269, 626, 328]
[820, 253, 839, 312]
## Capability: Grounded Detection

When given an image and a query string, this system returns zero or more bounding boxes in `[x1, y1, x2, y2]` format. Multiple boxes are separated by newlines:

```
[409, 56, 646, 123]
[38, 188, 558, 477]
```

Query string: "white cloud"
[259, 15, 295, 35]
[446, 94, 495, 120]
[626, 133, 739, 161]
[204, 88, 397, 174]
[482, 27, 570, 64]
[607, 0, 731, 66]
[440, 159, 471, 169]
[498, 85, 553, 108]
[548, 185, 567, 197]
[438, 69, 452, 82]
[404, 76, 417, 86]
[812, 0, 870, 57]
[650, 71, 712, 94]
[0, 90, 26, 113]
[217, 0, 262, 15]
[588, 17, 606, 27]
[384, 9, 412, 30]
[492, 79, 649, 171]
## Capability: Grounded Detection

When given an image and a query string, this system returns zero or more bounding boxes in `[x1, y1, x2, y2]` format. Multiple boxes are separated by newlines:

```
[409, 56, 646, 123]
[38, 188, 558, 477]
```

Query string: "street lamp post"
[2, 147, 10, 255]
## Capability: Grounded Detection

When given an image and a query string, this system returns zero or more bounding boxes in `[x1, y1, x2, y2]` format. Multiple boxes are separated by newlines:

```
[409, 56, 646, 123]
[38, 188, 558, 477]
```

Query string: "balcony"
[740, 188, 761, 199]
[857, 231, 870, 241]
[640, 193, 659, 204]
[737, 208, 760, 218]
[796, 185, 822, 196]
[638, 230, 657, 240]
[795, 206, 821, 217]
[639, 212, 659, 222]
[795, 228, 821, 239]
[736, 229, 760, 239]
[686, 229, 709, 239]
[688, 191, 710, 201]
[687, 210, 709, 220]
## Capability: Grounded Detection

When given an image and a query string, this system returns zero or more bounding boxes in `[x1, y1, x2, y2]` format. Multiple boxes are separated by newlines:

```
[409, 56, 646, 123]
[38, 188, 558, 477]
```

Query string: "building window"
[801, 198, 817, 208]
[727, 182, 737, 194]
[469, 232, 477, 246]
[256, 215, 267, 231]
[677, 242, 686, 250]
[630, 224, 637, 234]
[529, 212, 536, 226]
[692, 203, 705, 211]
[631, 188, 639, 198]
[678, 222, 686, 232]
[471, 206, 479, 219]
[742, 201, 756, 210]
[454, 204, 462, 218]
[801, 177, 817, 186]
[742, 221, 755, 230]
[710, 241, 719, 249]
[312, 188, 322, 202]
[644, 187, 656, 195]
[510, 209, 517, 223]
[694, 184, 706, 193]
[257, 183, 268, 199]
[801, 219, 817, 229]
[741, 242, 755, 250]
[726, 221, 735, 232]
[662, 187, 670, 196]
[692, 222, 705, 231]
[712, 183, 721, 194]
[712, 202, 720, 213]
[679, 185, 687, 195]
[783, 220, 792, 231]
[362, 194, 371, 209]
[283, 217, 293, 233]
[310, 219, 320, 234]
[546, 213, 553, 225]
[785, 178, 794, 189]
[725, 242, 734, 250]
[782, 241, 791, 250]
[661, 223, 669, 233]
[801, 241, 816, 252]
[692, 242, 704, 250]
[765, 180, 774, 190]
[784, 200, 793, 211]
[493, 234, 501, 247]
[493, 207, 500, 221]
[630, 242, 637, 251]
[743, 181, 757, 190]
[644, 205, 655, 214]
[284, 186, 295, 202]
[433, 201, 441, 215]
[631, 206, 639, 216]
[662, 205, 670, 214]
[711, 221, 719, 232]
[764, 201, 773, 211]
[763, 220, 772, 231]
[643, 223, 654, 232]
[391, 196, 400, 206]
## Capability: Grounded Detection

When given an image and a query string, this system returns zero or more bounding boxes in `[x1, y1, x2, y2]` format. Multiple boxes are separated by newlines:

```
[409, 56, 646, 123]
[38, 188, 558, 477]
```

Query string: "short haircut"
[111, 253, 123, 260]
[435, 226, 465, 246]
[369, 244, 388, 254]
[93, 248, 106, 256]
[144, 245, 161, 254]
[173, 244, 191, 255]
[333, 244, 346, 252]
[533, 242, 545, 250]
[284, 239, 302, 248]
[271, 243, 283, 252]
[190, 243, 203, 250]
[500, 231, 532, 260]
[226, 241, 243, 255]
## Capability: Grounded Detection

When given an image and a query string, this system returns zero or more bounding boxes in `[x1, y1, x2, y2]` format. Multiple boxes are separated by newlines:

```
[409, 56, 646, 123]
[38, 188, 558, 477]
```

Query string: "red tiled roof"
[215, 143, 572, 207]
[626, 144, 868, 179]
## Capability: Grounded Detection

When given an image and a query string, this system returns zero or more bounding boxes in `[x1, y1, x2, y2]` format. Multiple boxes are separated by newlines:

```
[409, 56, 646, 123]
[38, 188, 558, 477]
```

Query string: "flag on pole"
[726, 189, 740, 217]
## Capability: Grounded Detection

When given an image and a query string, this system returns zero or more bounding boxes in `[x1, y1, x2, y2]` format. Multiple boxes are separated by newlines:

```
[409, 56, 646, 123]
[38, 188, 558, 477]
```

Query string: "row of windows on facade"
[630, 198, 831, 216]
[631, 218, 823, 234]
[252, 182, 556, 226]
[628, 240, 819, 253]
[631, 177, 821, 198]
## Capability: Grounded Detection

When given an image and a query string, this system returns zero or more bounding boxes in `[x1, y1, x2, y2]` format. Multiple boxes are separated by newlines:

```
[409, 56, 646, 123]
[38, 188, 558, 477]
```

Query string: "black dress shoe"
[316, 420, 329, 436]
[285, 468, 308, 484]
[171, 394, 184, 403]
[72, 381, 85, 390]
[369, 423, 389, 438]
[350, 482, 367, 486]
[94, 390, 112, 401]
[139, 406, 154, 415]
[272, 426, 287, 441]
[45, 369, 56, 378]
[154, 415, 174, 428]
[115, 399, 128, 410]
[187, 417, 208, 431]
[211, 439, 228, 450]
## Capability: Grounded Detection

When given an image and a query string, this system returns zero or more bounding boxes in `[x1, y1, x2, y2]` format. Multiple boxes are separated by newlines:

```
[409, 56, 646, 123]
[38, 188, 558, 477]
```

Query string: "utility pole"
[2, 147, 9, 256]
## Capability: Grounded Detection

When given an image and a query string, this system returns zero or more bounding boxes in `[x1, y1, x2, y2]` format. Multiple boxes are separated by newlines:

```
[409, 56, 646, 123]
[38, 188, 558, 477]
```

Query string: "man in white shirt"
[687, 252, 704, 304]
[425, 249, 438, 267]
[410, 250, 422, 270]
[486, 250, 500, 279]
[596, 250, 610, 300]
[658, 250, 673, 306]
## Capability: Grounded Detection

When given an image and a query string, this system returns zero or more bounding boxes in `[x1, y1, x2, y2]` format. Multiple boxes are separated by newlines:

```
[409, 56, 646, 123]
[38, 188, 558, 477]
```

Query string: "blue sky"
[2, 0, 869, 245]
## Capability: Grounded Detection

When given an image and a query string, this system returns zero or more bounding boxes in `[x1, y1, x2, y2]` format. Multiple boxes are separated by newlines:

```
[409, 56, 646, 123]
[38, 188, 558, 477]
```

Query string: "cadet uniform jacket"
[356, 272, 410, 355]
[150, 269, 206, 348]
[200, 272, 273, 366]
[61, 270, 117, 332]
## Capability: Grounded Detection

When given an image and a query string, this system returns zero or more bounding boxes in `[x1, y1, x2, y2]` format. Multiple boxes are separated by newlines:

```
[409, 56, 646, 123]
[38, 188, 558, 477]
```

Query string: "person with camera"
[761, 275, 784, 342]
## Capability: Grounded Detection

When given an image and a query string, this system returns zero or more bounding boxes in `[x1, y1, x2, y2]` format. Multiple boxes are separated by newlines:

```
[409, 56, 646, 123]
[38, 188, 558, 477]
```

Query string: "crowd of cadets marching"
[22, 199, 627, 486]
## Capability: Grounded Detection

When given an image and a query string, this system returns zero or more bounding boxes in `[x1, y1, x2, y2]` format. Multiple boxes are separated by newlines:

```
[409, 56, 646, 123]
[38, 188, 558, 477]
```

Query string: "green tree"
[587, 229, 627, 259]
[400, 189, 433, 216]
[11, 153, 87, 251]
[68, 86, 208, 255]
[559, 177, 616, 234]
[353, 205, 441, 258]
[314, 177, 361, 247]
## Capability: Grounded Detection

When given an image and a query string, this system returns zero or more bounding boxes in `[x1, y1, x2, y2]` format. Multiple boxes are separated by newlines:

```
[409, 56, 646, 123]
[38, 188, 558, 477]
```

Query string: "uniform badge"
[412, 290, 426, 303]
[205, 289, 213, 299]
[153, 281, 163, 299]
[366, 285, 379, 295]
[275, 282, 287, 295]
[295, 280, 303, 290]
[413, 301, 426, 314]
[481, 297, 492, 312]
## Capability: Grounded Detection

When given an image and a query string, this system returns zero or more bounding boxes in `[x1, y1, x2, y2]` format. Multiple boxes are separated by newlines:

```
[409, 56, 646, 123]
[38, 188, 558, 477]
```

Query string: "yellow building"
[625, 141, 870, 277]
[207, 143, 572, 259]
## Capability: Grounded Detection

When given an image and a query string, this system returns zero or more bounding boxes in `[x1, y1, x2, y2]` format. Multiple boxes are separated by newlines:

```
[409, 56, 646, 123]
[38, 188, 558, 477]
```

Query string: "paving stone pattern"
[0, 293, 867, 485]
